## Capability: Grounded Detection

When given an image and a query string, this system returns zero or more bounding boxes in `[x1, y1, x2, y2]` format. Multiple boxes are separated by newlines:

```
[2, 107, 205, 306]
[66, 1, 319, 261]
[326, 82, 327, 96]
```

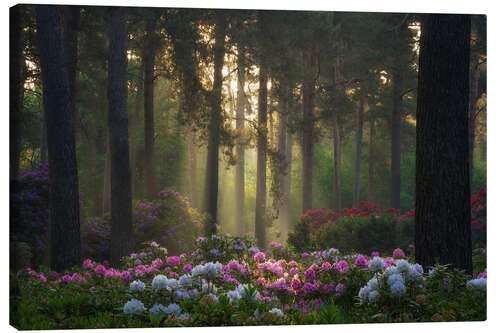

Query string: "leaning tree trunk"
[143, 22, 156, 200]
[415, 14, 472, 274]
[367, 116, 375, 203]
[108, 7, 133, 266]
[10, 5, 25, 180]
[36, 5, 81, 272]
[301, 41, 317, 213]
[255, 62, 268, 249]
[353, 97, 364, 205]
[203, 17, 227, 235]
[235, 47, 246, 236]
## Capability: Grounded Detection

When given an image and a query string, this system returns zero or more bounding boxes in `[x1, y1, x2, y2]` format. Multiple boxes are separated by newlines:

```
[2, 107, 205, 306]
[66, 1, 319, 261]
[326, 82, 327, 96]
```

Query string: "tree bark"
[62, 5, 80, 133]
[353, 98, 364, 205]
[203, 17, 227, 235]
[255, 62, 268, 249]
[102, 136, 111, 213]
[332, 60, 342, 213]
[415, 14, 472, 274]
[36, 5, 81, 271]
[235, 47, 246, 236]
[10, 5, 25, 180]
[130, 62, 143, 198]
[469, 51, 480, 190]
[188, 128, 199, 209]
[40, 101, 48, 164]
[278, 88, 292, 238]
[367, 116, 375, 203]
[107, 7, 133, 266]
[391, 50, 402, 210]
[301, 41, 317, 213]
[144, 22, 156, 200]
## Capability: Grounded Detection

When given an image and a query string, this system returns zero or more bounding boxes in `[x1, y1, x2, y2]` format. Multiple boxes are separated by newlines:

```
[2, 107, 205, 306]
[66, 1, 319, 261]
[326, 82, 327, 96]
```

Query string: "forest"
[10, 5, 486, 329]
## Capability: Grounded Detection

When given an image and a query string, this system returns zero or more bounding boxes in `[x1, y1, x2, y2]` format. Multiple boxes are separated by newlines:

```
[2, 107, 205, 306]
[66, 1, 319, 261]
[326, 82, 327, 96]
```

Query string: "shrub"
[81, 189, 206, 260]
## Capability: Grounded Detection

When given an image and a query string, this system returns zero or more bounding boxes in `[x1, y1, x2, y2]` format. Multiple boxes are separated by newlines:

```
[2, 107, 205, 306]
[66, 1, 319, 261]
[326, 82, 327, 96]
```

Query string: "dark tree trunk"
[107, 7, 133, 266]
[415, 14, 472, 274]
[255, 62, 268, 249]
[353, 98, 364, 205]
[469, 51, 480, 190]
[62, 5, 80, 132]
[235, 48, 246, 236]
[301, 41, 317, 213]
[203, 17, 227, 235]
[10, 5, 25, 180]
[40, 101, 48, 164]
[188, 128, 199, 209]
[367, 116, 375, 203]
[36, 5, 80, 271]
[144, 23, 156, 200]
[391, 54, 402, 210]
[130, 62, 143, 198]
[102, 136, 111, 213]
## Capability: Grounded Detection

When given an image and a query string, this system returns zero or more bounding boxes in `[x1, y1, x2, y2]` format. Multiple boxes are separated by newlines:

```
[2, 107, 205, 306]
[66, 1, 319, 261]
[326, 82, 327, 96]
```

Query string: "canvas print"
[9, 4, 486, 329]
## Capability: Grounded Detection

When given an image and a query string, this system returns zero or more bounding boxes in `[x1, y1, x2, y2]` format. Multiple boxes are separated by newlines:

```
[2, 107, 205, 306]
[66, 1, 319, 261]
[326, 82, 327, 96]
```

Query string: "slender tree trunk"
[278, 88, 292, 239]
[102, 137, 111, 213]
[332, 112, 342, 213]
[203, 17, 227, 235]
[255, 62, 268, 249]
[282, 91, 293, 236]
[130, 62, 143, 198]
[10, 6, 25, 180]
[188, 128, 199, 208]
[469, 51, 480, 190]
[36, 5, 81, 271]
[235, 48, 246, 236]
[353, 98, 364, 205]
[367, 116, 375, 203]
[107, 7, 133, 266]
[415, 14, 472, 274]
[301, 41, 317, 213]
[144, 23, 156, 200]
[62, 5, 80, 133]
[391, 52, 402, 210]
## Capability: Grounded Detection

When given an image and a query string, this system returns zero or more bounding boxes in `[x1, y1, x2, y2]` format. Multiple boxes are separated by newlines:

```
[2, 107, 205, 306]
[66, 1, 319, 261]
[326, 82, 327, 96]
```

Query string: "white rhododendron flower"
[152, 274, 169, 290]
[368, 257, 385, 272]
[123, 298, 144, 315]
[269, 308, 284, 317]
[467, 278, 487, 292]
[130, 280, 145, 292]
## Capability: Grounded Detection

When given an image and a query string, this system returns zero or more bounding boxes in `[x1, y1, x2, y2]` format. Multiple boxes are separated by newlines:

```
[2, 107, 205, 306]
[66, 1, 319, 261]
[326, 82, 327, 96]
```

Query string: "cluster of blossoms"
[358, 258, 424, 304]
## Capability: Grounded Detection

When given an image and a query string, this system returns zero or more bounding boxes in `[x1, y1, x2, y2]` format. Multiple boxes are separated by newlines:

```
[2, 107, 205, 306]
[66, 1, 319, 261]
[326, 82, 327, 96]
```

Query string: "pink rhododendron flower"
[94, 265, 106, 275]
[301, 252, 310, 259]
[253, 252, 266, 262]
[82, 259, 94, 269]
[182, 264, 192, 273]
[392, 248, 405, 258]
[321, 262, 332, 270]
[289, 267, 299, 276]
[371, 251, 379, 257]
[354, 255, 369, 268]
[166, 256, 180, 267]
[304, 268, 316, 280]
[334, 260, 349, 273]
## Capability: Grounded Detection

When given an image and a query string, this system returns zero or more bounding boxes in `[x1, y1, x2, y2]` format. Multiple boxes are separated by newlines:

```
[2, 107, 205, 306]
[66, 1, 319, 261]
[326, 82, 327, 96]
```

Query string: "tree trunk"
[332, 112, 342, 213]
[203, 17, 227, 235]
[188, 128, 199, 208]
[235, 48, 246, 236]
[10, 5, 25, 180]
[40, 101, 48, 164]
[130, 62, 143, 198]
[36, 5, 81, 271]
[144, 23, 156, 200]
[391, 50, 402, 210]
[278, 88, 292, 239]
[255, 62, 268, 249]
[353, 98, 364, 205]
[469, 51, 480, 190]
[415, 14, 472, 274]
[102, 137, 111, 213]
[367, 116, 375, 203]
[107, 7, 133, 266]
[301, 41, 317, 213]
[62, 5, 80, 133]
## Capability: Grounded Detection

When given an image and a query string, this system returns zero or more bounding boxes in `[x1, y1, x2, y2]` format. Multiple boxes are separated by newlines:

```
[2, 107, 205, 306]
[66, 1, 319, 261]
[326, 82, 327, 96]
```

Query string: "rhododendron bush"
[289, 190, 486, 255]
[11, 238, 486, 329]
